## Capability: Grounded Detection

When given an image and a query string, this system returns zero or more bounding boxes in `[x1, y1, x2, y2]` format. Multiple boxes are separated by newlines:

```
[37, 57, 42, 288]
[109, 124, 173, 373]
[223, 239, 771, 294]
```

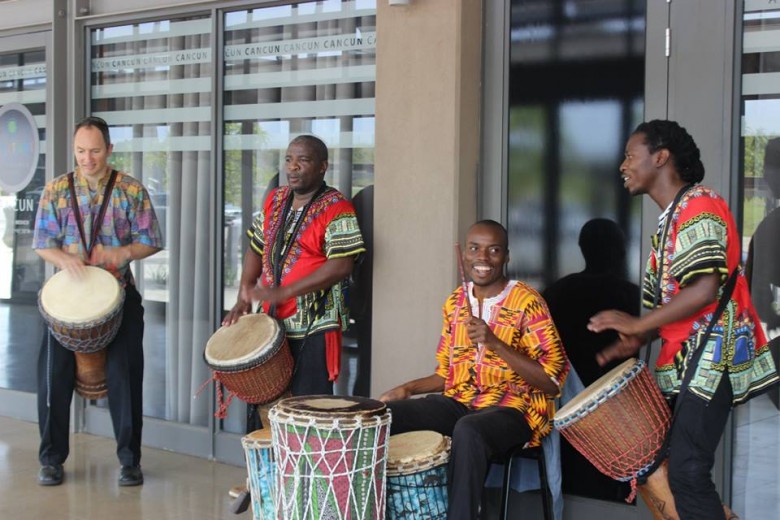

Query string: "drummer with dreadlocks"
[589, 120, 779, 520]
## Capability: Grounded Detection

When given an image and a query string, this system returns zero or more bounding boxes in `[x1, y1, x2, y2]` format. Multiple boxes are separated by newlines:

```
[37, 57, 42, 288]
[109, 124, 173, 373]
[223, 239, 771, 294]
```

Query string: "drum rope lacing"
[555, 361, 671, 503]
[269, 408, 391, 519]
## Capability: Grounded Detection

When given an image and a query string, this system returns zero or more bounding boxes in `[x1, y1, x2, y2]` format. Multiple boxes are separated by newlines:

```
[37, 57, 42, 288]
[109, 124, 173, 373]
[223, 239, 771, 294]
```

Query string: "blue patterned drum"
[386, 431, 450, 520]
[242, 428, 276, 520]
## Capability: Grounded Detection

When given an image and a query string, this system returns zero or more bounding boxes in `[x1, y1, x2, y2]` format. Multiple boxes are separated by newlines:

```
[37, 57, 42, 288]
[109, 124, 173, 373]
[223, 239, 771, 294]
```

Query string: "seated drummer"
[379, 220, 569, 519]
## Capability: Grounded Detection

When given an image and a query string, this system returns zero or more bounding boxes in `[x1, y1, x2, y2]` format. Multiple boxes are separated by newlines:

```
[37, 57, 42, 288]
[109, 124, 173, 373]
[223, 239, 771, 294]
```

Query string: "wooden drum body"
[269, 395, 391, 520]
[39, 266, 125, 399]
[386, 431, 450, 520]
[554, 358, 670, 484]
[204, 313, 293, 405]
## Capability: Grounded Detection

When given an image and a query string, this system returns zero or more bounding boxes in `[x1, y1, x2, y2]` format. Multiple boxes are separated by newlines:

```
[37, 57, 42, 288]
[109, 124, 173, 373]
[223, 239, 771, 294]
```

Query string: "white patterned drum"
[269, 395, 391, 520]
[386, 431, 450, 519]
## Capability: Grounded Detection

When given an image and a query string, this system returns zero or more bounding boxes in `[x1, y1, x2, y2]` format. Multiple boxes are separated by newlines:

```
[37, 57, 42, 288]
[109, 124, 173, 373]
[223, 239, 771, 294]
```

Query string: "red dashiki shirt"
[247, 185, 365, 339]
[643, 185, 779, 403]
[435, 280, 569, 448]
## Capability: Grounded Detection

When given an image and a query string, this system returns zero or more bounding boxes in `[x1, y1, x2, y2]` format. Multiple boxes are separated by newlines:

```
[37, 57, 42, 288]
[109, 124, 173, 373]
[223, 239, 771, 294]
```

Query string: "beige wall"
[371, 0, 483, 396]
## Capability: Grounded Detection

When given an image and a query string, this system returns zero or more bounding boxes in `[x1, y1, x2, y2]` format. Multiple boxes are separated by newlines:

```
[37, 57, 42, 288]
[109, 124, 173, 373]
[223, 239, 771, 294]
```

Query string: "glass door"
[733, 2, 780, 517]
[0, 31, 49, 421]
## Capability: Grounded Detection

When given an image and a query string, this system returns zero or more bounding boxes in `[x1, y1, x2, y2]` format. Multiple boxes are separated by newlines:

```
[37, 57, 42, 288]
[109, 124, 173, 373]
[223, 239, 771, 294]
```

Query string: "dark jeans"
[38, 285, 145, 467]
[667, 374, 732, 520]
[387, 394, 532, 520]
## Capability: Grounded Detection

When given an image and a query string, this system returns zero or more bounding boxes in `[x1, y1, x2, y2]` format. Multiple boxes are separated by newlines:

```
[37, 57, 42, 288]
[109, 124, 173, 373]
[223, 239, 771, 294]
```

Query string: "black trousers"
[387, 394, 532, 520]
[38, 285, 145, 468]
[667, 374, 733, 520]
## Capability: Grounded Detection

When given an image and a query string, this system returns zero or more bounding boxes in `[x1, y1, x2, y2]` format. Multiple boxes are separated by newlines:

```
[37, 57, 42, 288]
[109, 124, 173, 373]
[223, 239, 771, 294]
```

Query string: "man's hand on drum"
[222, 285, 253, 327]
[248, 284, 292, 307]
[378, 384, 412, 402]
[58, 252, 88, 276]
[90, 244, 131, 271]
[588, 310, 648, 366]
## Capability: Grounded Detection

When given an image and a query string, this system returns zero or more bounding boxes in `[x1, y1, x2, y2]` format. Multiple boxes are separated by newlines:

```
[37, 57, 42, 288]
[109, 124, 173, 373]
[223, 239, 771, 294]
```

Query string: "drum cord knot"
[628, 478, 638, 503]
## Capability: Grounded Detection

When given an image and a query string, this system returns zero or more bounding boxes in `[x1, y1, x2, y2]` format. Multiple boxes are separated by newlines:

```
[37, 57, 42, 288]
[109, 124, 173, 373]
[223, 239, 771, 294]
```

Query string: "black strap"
[642, 268, 739, 480]
[67, 169, 118, 259]
[644, 184, 693, 363]
[672, 268, 738, 415]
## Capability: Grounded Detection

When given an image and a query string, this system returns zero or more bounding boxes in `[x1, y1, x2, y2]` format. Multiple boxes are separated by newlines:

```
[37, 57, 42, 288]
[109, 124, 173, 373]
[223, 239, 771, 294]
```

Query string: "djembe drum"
[269, 395, 391, 520]
[554, 358, 740, 520]
[204, 313, 293, 405]
[385, 430, 450, 520]
[242, 428, 277, 520]
[38, 266, 125, 399]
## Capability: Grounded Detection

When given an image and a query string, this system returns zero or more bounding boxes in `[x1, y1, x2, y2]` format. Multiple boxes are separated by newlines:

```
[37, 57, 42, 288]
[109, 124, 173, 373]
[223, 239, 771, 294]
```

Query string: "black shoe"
[38, 464, 64, 486]
[118, 465, 144, 486]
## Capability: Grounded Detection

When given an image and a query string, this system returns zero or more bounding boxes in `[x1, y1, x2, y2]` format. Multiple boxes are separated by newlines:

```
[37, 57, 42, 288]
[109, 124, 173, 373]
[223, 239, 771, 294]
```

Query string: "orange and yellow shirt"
[435, 280, 568, 447]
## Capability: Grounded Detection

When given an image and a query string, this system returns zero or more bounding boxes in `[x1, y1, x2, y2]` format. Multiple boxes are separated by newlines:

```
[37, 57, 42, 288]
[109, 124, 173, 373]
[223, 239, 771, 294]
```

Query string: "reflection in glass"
[0, 48, 46, 392]
[507, 0, 644, 291]
[506, 0, 644, 503]
[734, 4, 780, 518]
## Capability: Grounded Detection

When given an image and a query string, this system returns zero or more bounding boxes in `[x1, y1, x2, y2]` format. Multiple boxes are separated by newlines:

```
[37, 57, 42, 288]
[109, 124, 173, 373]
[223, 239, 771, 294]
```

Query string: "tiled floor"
[0, 415, 247, 520]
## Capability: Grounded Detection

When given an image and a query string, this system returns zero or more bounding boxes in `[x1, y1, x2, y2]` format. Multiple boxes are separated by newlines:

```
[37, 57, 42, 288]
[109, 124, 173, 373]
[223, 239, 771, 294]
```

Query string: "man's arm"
[250, 255, 355, 305]
[378, 374, 445, 402]
[36, 248, 85, 273]
[91, 243, 161, 269]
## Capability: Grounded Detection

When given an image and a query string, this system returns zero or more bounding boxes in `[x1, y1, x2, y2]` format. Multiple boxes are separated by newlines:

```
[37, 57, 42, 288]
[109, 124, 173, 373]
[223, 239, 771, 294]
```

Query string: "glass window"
[0, 48, 46, 393]
[506, 0, 645, 504]
[220, 1, 376, 431]
[734, 3, 780, 518]
[90, 15, 213, 425]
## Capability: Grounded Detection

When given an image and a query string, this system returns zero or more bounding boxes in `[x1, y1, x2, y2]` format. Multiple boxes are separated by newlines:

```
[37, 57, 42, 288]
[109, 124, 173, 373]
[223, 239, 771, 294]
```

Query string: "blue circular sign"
[0, 102, 40, 193]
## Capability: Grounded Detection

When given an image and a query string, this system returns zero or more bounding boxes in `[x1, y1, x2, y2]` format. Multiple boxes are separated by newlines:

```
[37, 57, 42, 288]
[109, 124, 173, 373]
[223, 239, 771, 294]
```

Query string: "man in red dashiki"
[223, 135, 365, 397]
[590, 120, 779, 519]
[33, 116, 163, 487]
[380, 220, 568, 520]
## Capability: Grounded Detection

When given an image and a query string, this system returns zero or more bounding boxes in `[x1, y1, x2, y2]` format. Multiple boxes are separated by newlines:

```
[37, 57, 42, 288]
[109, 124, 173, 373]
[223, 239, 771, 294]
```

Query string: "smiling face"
[619, 132, 664, 196]
[73, 125, 113, 187]
[285, 140, 328, 196]
[464, 223, 509, 298]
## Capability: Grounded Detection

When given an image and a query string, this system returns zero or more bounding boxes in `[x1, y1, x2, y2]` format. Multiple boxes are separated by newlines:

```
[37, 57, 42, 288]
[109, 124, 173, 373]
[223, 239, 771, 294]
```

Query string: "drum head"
[39, 266, 122, 324]
[205, 313, 281, 368]
[556, 357, 642, 423]
[388, 431, 447, 466]
[275, 395, 387, 419]
[242, 428, 273, 447]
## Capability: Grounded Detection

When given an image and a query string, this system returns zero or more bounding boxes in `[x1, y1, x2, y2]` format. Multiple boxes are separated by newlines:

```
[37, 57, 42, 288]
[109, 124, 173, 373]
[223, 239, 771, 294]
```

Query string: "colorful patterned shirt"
[33, 168, 163, 284]
[643, 185, 779, 403]
[435, 280, 569, 448]
[247, 185, 365, 338]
